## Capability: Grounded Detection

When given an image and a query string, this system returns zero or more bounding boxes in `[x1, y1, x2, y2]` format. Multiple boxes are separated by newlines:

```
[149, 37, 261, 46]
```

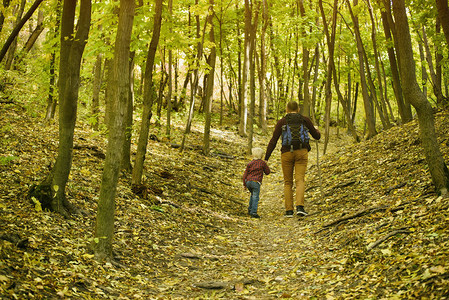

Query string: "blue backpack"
[281, 113, 310, 152]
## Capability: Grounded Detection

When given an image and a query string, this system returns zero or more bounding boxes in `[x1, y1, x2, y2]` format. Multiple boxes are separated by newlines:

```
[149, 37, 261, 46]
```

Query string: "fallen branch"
[367, 228, 411, 250]
[323, 205, 388, 228]
[384, 182, 407, 195]
[315, 205, 389, 234]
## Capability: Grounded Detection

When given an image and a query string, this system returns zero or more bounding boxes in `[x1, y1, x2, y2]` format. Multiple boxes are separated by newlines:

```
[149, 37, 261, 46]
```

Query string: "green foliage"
[0, 155, 18, 166]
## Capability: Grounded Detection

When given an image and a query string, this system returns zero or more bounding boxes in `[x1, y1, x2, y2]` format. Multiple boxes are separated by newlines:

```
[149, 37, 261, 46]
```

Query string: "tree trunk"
[44, 0, 62, 122]
[247, 1, 260, 154]
[0, 0, 44, 64]
[94, 0, 135, 261]
[203, 0, 216, 156]
[380, 9, 411, 124]
[319, 0, 333, 154]
[310, 45, 320, 125]
[392, 0, 449, 195]
[435, 0, 449, 51]
[46, 0, 91, 216]
[131, 0, 162, 186]
[91, 53, 103, 131]
[14, 9, 44, 67]
[299, 0, 311, 117]
[5, 0, 26, 70]
[181, 0, 204, 151]
[121, 51, 134, 172]
[367, 0, 391, 128]
[239, 0, 251, 137]
[348, 0, 377, 139]
[166, 0, 173, 137]
[0, 0, 12, 33]
[258, 0, 268, 134]
[421, 26, 444, 105]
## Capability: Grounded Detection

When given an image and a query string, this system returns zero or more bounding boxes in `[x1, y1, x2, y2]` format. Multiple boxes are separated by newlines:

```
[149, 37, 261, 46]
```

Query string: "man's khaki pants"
[281, 149, 308, 211]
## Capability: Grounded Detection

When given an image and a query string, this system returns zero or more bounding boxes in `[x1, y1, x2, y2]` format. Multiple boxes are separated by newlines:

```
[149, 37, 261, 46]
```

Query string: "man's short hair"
[286, 101, 299, 112]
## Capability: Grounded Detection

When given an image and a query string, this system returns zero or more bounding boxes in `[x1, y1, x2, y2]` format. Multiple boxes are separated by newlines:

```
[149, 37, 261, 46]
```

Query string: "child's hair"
[252, 147, 264, 160]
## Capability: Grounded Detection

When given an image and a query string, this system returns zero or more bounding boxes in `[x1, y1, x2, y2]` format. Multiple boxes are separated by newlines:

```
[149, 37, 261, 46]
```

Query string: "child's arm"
[263, 161, 271, 175]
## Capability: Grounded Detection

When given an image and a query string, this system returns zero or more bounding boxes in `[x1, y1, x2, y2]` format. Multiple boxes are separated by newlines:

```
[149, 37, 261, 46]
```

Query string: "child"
[242, 147, 270, 218]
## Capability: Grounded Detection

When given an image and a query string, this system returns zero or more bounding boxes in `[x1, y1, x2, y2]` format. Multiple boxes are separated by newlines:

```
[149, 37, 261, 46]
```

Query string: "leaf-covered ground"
[1, 104, 448, 299]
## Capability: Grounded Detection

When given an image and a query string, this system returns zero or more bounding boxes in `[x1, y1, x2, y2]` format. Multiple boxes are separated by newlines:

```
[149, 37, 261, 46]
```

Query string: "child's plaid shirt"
[242, 159, 270, 187]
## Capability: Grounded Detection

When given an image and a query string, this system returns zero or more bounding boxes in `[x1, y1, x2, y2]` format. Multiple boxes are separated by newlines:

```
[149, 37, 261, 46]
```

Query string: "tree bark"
[44, 0, 62, 122]
[166, 0, 173, 137]
[347, 0, 377, 139]
[91, 53, 103, 131]
[121, 51, 134, 172]
[299, 0, 311, 117]
[380, 9, 411, 124]
[421, 26, 444, 105]
[392, 0, 449, 195]
[94, 0, 135, 261]
[14, 9, 44, 67]
[46, 0, 91, 216]
[258, 0, 268, 134]
[5, 0, 26, 70]
[247, 0, 260, 154]
[435, 0, 449, 51]
[239, 0, 251, 137]
[203, 0, 216, 156]
[0, 0, 12, 33]
[0, 0, 44, 64]
[131, 0, 163, 186]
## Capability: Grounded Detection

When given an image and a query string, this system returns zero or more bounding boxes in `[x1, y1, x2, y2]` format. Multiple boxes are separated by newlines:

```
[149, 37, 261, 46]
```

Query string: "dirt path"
[169, 150, 329, 299]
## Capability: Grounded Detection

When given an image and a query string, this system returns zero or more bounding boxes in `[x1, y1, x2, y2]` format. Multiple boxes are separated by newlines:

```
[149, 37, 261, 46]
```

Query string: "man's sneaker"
[250, 213, 261, 218]
[284, 210, 294, 217]
[296, 206, 308, 216]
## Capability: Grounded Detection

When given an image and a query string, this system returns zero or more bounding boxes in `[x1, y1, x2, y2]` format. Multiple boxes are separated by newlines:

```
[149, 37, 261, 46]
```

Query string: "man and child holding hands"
[242, 101, 321, 218]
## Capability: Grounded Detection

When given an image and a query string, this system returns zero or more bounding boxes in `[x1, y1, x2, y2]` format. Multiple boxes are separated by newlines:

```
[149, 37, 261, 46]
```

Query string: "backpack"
[281, 113, 311, 152]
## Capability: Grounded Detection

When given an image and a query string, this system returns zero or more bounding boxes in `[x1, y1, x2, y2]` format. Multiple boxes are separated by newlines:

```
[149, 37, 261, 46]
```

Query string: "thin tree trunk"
[5, 0, 26, 70]
[310, 45, 320, 125]
[258, 0, 268, 134]
[239, 0, 251, 137]
[166, 0, 173, 137]
[49, 0, 91, 216]
[421, 26, 444, 105]
[44, 0, 61, 122]
[14, 9, 44, 66]
[121, 51, 134, 172]
[299, 0, 311, 117]
[91, 53, 103, 131]
[0, 0, 12, 33]
[247, 1, 260, 154]
[392, 0, 449, 195]
[367, 0, 391, 128]
[380, 9, 411, 124]
[435, 0, 449, 51]
[94, 0, 135, 261]
[348, 0, 377, 139]
[0, 0, 44, 64]
[131, 0, 163, 186]
[203, 0, 216, 156]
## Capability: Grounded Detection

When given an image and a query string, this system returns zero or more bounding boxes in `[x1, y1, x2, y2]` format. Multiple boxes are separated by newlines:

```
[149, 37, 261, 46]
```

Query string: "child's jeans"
[246, 181, 261, 215]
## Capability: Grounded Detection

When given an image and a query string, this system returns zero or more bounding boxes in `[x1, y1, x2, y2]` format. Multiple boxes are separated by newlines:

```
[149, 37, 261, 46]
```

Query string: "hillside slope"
[0, 104, 448, 299]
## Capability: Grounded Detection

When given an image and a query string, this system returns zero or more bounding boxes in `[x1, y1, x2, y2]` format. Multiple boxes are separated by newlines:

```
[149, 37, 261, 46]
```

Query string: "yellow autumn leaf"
[430, 266, 445, 274]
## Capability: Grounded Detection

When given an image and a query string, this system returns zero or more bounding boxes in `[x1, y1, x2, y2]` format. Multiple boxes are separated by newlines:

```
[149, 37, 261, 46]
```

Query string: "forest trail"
[166, 140, 343, 299]
[1, 104, 449, 299]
